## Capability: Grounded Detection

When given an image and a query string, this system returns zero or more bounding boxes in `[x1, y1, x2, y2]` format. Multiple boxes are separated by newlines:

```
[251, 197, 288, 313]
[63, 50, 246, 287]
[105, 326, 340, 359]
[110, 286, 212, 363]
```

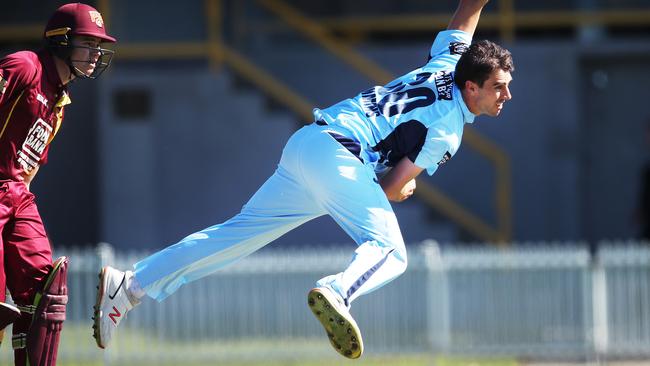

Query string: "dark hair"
[454, 40, 514, 90]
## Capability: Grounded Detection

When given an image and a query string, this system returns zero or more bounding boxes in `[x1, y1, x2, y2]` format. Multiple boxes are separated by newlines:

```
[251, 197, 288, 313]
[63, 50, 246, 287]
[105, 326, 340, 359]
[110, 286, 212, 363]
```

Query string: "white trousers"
[133, 123, 408, 305]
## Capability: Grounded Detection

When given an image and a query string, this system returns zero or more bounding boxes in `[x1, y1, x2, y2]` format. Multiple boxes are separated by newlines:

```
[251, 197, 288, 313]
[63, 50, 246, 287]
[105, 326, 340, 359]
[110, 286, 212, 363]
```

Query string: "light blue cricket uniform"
[133, 30, 475, 305]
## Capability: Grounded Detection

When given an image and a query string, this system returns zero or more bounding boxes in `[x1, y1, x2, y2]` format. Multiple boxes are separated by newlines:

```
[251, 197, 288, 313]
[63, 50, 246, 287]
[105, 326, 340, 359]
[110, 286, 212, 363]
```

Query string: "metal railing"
[2, 242, 650, 364]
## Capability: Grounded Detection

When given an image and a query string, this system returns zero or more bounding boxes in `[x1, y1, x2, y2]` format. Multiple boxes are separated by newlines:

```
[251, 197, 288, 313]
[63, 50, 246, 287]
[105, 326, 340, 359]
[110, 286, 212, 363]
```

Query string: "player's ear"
[464, 80, 479, 94]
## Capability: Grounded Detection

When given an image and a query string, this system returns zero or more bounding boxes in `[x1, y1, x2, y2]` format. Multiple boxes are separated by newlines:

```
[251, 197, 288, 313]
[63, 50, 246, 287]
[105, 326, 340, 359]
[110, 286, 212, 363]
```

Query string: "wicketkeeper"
[0, 3, 116, 365]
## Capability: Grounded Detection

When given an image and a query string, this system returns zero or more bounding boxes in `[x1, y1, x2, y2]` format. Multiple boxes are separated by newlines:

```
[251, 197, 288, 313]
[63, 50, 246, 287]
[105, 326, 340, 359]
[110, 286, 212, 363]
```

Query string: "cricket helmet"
[44, 3, 116, 79]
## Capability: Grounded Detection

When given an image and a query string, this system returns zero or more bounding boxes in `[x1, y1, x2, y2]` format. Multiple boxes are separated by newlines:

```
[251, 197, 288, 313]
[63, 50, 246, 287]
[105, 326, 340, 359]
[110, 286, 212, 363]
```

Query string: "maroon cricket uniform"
[0, 49, 70, 309]
[2, 3, 116, 364]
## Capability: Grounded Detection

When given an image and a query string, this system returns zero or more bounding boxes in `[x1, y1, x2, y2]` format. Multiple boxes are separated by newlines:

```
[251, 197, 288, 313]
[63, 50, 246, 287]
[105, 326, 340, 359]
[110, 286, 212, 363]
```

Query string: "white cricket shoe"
[308, 287, 364, 359]
[92, 266, 140, 349]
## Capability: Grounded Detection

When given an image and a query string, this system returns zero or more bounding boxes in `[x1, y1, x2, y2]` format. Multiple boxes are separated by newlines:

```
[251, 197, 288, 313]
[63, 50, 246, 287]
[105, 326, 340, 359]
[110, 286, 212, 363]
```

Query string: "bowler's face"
[476, 69, 513, 117]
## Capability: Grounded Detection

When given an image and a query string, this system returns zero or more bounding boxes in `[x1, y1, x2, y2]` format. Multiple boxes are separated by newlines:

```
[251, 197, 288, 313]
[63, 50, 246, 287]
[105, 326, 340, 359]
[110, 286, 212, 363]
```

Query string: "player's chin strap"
[12, 256, 68, 366]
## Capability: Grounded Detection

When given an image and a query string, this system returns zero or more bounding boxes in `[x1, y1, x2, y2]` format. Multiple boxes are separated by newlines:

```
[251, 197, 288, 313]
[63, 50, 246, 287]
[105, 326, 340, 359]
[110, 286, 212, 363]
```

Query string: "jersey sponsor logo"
[89, 11, 105, 28]
[17, 118, 52, 173]
[37, 93, 49, 108]
[437, 151, 452, 166]
[449, 41, 469, 55]
[433, 71, 454, 101]
[0, 76, 7, 94]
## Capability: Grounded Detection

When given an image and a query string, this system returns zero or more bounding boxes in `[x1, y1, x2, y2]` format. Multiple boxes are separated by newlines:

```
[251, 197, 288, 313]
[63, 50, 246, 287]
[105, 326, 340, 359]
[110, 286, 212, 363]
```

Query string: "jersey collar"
[38, 49, 66, 90]
[454, 86, 476, 124]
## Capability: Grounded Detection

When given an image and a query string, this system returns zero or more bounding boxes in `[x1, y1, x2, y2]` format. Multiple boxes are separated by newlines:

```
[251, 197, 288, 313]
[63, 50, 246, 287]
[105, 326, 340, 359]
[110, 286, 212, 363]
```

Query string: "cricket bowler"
[94, 0, 512, 359]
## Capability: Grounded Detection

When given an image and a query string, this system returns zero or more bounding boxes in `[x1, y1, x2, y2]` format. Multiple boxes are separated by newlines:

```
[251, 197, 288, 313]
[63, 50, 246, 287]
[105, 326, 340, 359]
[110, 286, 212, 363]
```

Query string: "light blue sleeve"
[414, 127, 457, 176]
[428, 30, 472, 68]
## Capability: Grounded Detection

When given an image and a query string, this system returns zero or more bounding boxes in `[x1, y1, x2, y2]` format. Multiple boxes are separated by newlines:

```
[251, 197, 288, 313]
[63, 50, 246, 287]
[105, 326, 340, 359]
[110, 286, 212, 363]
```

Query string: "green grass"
[2, 323, 519, 366]
[4, 352, 520, 366]
[53, 356, 519, 366]
[435, 356, 519, 366]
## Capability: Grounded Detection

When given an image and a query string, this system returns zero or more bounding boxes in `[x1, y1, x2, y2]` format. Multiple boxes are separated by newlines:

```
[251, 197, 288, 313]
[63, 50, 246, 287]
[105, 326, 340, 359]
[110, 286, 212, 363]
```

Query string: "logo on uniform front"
[449, 42, 469, 55]
[88, 11, 105, 28]
[37, 93, 48, 108]
[433, 71, 454, 101]
[17, 118, 52, 173]
[437, 151, 452, 166]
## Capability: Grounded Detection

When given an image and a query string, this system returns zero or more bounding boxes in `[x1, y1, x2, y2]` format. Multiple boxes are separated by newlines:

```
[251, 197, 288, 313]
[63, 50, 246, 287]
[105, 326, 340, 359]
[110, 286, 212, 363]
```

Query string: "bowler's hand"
[396, 179, 416, 202]
[380, 157, 423, 202]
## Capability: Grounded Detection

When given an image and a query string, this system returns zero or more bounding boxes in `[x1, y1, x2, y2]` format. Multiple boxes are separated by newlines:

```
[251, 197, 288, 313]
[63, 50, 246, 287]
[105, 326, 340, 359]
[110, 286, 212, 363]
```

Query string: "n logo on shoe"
[109, 306, 121, 324]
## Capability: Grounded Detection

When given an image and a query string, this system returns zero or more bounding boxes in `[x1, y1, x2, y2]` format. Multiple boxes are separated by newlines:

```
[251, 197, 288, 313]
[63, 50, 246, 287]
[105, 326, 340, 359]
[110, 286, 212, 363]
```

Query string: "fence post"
[421, 240, 450, 353]
[96, 242, 115, 268]
[592, 250, 609, 362]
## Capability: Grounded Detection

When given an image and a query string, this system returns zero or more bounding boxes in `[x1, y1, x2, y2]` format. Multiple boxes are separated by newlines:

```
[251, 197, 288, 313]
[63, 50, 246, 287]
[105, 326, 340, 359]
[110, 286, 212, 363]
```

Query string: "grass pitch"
[1, 323, 519, 366]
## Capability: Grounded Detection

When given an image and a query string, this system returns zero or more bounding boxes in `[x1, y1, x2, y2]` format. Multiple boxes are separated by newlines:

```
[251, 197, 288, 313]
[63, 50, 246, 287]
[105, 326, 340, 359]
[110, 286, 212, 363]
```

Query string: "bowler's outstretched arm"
[447, 0, 489, 37]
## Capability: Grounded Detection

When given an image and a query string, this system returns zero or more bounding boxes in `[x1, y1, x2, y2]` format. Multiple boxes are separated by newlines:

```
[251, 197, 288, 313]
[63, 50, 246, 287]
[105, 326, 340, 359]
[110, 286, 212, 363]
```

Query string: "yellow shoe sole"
[308, 288, 363, 359]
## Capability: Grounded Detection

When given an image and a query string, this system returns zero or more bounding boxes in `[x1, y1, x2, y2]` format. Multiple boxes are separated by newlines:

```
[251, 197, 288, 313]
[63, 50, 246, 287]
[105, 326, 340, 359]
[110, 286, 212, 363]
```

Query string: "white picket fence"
[1, 241, 650, 364]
